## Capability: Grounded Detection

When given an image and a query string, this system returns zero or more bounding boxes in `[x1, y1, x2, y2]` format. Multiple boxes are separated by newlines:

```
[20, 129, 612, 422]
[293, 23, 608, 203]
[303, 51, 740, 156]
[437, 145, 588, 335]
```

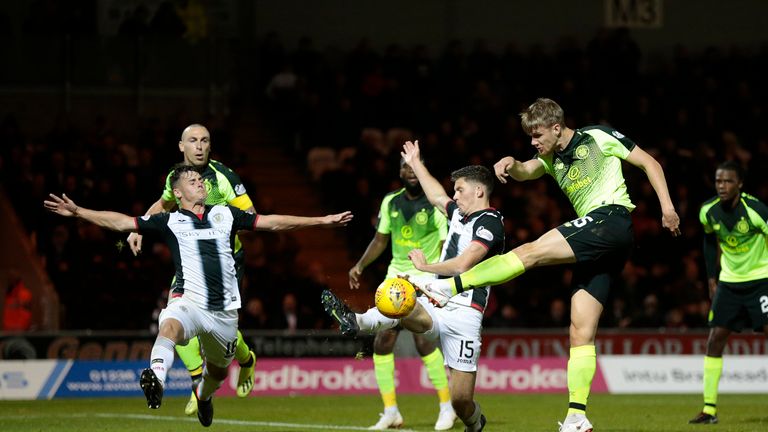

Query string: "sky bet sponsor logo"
[177, 229, 229, 238]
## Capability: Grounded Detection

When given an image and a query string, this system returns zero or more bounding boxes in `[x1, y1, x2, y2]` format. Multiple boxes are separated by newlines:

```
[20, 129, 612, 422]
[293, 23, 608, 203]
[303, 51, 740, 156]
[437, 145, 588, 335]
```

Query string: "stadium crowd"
[3, 26, 768, 332]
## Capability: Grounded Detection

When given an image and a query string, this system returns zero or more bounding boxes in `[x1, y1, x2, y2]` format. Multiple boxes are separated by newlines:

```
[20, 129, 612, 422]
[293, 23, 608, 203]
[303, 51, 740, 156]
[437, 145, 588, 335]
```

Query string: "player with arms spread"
[414, 98, 680, 431]
[45, 165, 352, 427]
[689, 161, 768, 424]
[127, 124, 259, 415]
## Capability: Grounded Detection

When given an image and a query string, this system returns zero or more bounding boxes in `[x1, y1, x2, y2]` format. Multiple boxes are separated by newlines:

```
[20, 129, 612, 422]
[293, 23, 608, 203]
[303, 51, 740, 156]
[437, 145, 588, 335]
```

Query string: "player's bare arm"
[401, 140, 451, 214]
[408, 242, 488, 276]
[127, 197, 177, 255]
[44, 193, 137, 232]
[255, 211, 353, 231]
[494, 156, 546, 183]
[625, 145, 681, 236]
[349, 232, 390, 289]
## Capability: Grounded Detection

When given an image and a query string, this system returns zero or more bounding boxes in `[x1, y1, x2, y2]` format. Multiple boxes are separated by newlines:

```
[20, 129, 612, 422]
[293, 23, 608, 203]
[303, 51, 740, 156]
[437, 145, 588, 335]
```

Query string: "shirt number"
[760, 296, 768, 314]
[570, 216, 595, 228]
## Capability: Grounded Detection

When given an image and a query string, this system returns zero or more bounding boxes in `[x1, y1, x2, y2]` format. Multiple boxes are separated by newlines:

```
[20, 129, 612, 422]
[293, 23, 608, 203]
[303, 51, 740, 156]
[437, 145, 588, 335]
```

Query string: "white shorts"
[159, 298, 239, 368]
[421, 300, 483, 372]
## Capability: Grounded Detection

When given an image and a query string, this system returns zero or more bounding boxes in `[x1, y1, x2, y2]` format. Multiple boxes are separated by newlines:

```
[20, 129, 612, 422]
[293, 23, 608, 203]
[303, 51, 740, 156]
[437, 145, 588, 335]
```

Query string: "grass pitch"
[1, 394, 767, 431]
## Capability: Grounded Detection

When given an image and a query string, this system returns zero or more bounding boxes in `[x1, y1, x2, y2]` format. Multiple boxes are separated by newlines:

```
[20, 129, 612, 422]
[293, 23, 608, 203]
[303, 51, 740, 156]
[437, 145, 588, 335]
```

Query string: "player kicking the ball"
[324, 140, 503, 432]
[411, 98, 680, 431]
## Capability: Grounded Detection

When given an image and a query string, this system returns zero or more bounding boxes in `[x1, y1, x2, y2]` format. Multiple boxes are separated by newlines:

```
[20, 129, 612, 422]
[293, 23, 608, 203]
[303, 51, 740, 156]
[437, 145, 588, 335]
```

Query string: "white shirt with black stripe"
[135, 205, 257, 312]
[440, 201, 505, 312]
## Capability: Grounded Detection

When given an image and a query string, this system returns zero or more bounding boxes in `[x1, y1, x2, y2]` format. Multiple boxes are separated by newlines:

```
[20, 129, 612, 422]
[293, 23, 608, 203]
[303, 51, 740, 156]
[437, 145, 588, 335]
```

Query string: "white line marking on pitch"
[3, 413, 420, 431]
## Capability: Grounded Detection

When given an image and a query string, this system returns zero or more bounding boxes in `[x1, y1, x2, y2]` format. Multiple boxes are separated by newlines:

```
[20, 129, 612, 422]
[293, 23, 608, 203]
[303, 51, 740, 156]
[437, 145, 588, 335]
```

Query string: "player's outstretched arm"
[127, 197, 176, 255]
[349, 232, 389, 289]
[401, 140, 451, 214]
[255, 211, 353, 231]
[44, 193, 137, 232]
[493, 156, 546, 183]
[625, 146, 681, 236]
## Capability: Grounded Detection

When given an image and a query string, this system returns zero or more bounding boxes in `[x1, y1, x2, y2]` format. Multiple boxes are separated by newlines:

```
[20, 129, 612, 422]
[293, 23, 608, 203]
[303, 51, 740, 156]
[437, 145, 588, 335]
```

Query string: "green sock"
[702, 356, 723, 415]
[176, 337, 203, 374]
[567, 345, 596, 416]
[452, 252, 526, 295]
[421, 348, 450, 403]
[234, 330, 252, 365]
[373, 353, 397, 407]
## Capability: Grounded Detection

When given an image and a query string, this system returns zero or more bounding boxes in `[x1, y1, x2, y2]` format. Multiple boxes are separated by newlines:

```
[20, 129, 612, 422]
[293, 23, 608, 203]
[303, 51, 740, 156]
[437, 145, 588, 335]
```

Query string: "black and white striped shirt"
[135, 205, 257, 311]
[440, 201, 505, 312]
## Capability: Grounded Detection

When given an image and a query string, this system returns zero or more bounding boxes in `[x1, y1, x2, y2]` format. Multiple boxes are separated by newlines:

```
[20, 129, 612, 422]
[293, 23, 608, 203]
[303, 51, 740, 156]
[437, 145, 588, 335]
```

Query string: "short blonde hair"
[520, 98, 564, 134]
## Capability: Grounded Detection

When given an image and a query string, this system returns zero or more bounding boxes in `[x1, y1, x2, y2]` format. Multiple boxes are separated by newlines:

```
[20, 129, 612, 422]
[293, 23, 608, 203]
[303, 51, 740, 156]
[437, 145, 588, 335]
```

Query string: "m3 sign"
[605, 0, 663, 28]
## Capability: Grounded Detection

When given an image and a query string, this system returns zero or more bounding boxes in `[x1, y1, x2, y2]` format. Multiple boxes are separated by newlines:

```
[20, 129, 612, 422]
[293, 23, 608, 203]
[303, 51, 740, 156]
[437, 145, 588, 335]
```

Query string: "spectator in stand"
[3, 270, 33, 331]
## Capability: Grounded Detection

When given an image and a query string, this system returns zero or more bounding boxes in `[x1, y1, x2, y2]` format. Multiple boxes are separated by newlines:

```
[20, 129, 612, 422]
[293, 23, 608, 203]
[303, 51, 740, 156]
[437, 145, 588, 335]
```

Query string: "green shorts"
[709, 279, 768, 332]
[556, 205, 634, 305]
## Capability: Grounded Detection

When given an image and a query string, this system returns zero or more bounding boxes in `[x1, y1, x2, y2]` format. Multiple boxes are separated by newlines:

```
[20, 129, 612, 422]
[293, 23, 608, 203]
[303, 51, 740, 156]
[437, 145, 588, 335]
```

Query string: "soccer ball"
[375, 277, 417, 319]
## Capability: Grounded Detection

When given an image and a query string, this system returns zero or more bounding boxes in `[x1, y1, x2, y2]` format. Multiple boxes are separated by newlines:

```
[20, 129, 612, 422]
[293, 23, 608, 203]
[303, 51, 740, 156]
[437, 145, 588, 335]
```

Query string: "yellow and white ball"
[375, 277, 417, 319]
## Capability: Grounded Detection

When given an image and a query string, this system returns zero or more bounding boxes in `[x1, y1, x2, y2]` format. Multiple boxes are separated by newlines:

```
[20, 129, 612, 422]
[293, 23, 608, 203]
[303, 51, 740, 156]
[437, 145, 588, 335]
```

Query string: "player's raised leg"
[416, 228, 575, 306]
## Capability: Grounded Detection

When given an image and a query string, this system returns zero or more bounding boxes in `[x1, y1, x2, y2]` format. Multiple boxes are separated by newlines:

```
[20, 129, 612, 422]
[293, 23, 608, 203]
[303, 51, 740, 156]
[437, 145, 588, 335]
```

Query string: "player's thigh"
[557, 206, 633, 265]
[571, 262, 617, 306]
[158, 298, 205, 343]
[740, 281, 768, 329]
[373, 328, 399, 354]
[435, 307, 482, 372]
[515, 227, 575, 268]
[198, 310, 239, 368]
[710, 284, 751, 332]
[401, 299, 435, 335]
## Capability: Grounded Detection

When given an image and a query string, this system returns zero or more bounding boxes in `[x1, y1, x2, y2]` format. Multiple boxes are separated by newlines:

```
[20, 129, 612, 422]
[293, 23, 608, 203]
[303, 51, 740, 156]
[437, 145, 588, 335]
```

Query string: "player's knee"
[413, 336, 436, 356]
[158, 319, 185, 343]
[451, 393, 474, 415]
[373, 330, 398, 352]
[206, 363, 228, 380]
[513, 242, 540, 268]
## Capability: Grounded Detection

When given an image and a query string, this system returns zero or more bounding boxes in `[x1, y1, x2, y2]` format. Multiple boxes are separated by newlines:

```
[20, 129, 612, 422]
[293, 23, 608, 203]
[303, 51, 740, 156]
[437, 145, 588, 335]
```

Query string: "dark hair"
[450, 165, 495, 194]
[169, 164, 202, 188]
[717, 160, 744, 181]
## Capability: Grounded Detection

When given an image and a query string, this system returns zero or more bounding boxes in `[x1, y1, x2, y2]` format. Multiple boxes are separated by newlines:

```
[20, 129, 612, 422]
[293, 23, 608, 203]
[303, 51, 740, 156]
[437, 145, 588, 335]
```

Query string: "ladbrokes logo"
[474, 364, 566, 390]
[252, 366, 380, 391]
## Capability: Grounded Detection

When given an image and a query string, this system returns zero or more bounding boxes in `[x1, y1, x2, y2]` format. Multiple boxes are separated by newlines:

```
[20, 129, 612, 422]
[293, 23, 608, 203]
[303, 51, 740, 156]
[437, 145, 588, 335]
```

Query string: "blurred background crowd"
[2, 0, 767, 333]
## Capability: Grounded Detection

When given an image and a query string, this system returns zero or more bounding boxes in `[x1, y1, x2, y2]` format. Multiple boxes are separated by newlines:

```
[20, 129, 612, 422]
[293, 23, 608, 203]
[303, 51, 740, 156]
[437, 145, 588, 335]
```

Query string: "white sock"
[384, 405, 400, 415]
[440, 401, 454, 412]
[357, 308, 399, 333]
[565, 413, 586, 424]
[150, 336, 175, 386]
[197, 366, 224, 401]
